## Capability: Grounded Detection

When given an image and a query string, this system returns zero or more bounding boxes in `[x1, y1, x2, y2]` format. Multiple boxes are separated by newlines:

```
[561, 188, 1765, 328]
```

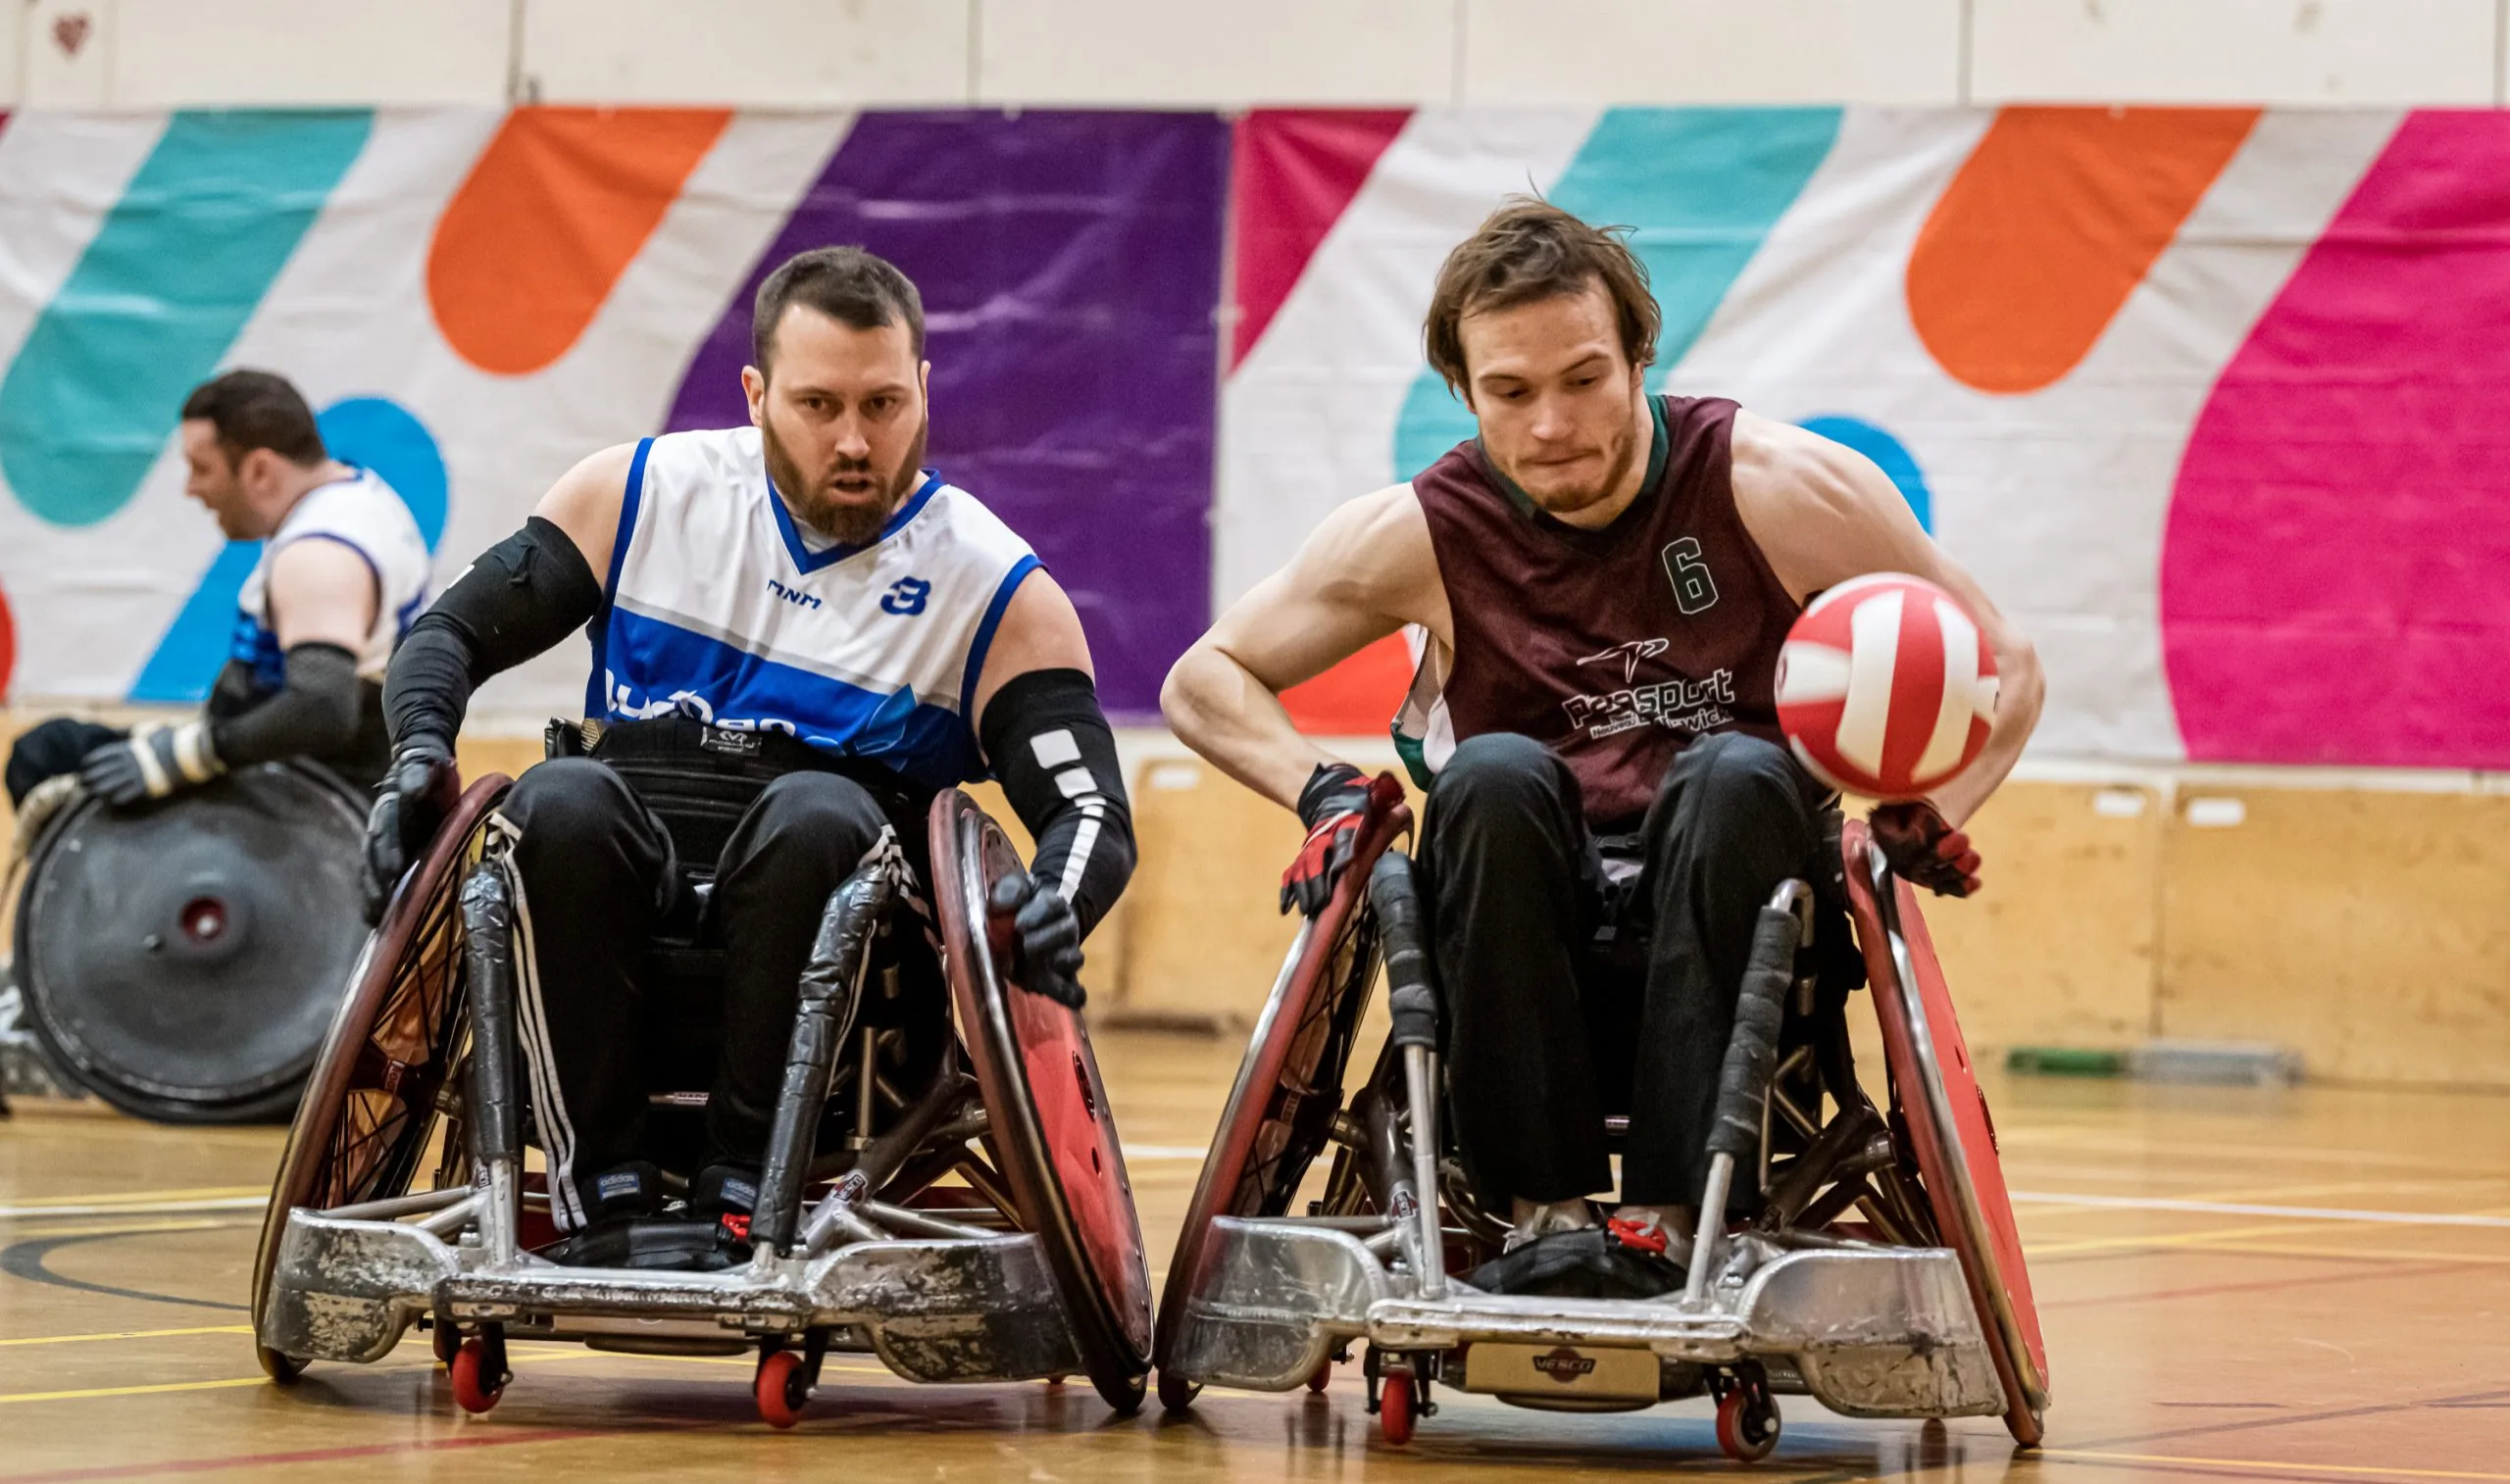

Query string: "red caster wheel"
[449, 1339, 504, 1415]
[1715, 1386, 1780, 1462]
[430, 1320, 460, 1369]
[1156, 1368, 1200, 1413]
[756, 1350, 809, 1429]
[1307, 1359, 1332, 1393]
[1378, 1371, 1416, 1447]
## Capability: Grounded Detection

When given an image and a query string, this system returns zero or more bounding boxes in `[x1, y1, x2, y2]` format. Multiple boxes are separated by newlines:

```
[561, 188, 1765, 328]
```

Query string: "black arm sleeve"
[384, 516, 603, 753]
[205, 641, 362, 767]
[979, 668, 1135, 941]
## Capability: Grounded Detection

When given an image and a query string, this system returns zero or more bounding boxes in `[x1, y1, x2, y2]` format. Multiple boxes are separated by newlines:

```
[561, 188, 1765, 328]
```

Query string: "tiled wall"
[4, 0, 2505, 109]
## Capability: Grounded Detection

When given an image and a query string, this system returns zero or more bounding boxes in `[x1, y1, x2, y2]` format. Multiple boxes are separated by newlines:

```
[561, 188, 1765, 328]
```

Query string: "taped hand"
[363, 738, 459, 924]
[1869, 800, 1982, 898]
[987, 869, 1086, 1009]
[1280, 762, 1372, 917]
[78, 721, 223, 808]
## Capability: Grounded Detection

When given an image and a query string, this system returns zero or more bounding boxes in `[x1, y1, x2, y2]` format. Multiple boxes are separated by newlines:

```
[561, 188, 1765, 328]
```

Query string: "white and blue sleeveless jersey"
[588, 425, 1041, 793]
[232, 468, 431, 690]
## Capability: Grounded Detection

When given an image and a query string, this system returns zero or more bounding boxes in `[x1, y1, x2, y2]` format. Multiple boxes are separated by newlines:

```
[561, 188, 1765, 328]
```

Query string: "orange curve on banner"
[1908, 107, 2258, 395]
[429, 107, 730, 376]
[1282, 632, 1415, 736]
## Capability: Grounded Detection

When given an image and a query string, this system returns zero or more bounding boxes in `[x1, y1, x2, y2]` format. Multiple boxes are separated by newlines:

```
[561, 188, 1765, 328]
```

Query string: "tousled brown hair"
[180, 370, 326, 468]
[1423, 197, 1660, 397]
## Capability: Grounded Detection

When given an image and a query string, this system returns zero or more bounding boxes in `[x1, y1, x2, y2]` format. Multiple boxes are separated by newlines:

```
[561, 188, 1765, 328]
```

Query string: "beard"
[1504, 409, 1643, 521]
[761, 413, 929, 547]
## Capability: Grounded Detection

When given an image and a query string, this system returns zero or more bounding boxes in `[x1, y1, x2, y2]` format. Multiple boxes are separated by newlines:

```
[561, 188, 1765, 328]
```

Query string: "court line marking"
[2011, 1190, 2510, 1229]
[0, 1426, 607, 1483]
[0, 1326, 252, 1348]
[0, 1376, 267, 1406]
[0, 1188, 263, 1210]
[2040, 1447, 2510, 1481]
[0, 1199, 266, 1222]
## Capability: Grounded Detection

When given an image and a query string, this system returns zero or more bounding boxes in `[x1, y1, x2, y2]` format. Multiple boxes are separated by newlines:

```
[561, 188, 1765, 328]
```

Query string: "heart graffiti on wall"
[51, 12, 92, 57]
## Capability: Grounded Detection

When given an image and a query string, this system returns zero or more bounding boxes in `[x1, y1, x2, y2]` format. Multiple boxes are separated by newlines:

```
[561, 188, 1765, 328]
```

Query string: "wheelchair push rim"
[1152, 774, 1411, 1401]
[12, 763, 368, 1123]
[929, 787, 1154, 1412]
[1842, 817, 2051, 1444]
[249, 773, 511, 1381]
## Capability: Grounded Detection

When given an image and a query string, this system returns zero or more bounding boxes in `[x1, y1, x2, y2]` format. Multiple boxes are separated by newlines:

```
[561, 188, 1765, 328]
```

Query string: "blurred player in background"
[6, 370, 429, 823]
[1163, 199, 2043, 1291]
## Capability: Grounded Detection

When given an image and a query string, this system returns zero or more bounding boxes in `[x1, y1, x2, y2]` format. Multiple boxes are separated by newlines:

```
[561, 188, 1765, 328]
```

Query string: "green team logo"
[1662, 537, 1718, 615]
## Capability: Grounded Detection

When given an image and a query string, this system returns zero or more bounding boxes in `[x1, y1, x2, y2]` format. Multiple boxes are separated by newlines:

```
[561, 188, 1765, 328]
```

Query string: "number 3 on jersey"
[1662, 537, 1718, 616]
[880, 577, 931, 616]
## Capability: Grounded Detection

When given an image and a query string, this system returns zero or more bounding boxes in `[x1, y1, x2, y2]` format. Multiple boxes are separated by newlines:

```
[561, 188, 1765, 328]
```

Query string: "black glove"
[77, 721, 223, 808]
[363, 738, 459, 924]
[1279, 763, 1372, 916]
[1869, 800, 1982, 898]
[987, 869, 1086, 1009]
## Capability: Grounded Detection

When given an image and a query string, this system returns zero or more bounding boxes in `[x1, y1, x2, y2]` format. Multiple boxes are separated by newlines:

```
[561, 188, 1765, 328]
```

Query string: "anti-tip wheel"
[756, 1350, 808, 1430]
[1715, 1387, 1780, 1463]
[1156, 1368, 1200, 1413]
[449, 1339, 504, 1415]
[1307, 1358, 1332, 1393]
[1379, 1371, 1417, 1447]
[255, 1344, 303, 1384]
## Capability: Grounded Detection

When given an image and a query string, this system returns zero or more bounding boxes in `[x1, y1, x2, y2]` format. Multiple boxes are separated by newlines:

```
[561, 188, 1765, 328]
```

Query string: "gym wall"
[1, 1, 2505, 110]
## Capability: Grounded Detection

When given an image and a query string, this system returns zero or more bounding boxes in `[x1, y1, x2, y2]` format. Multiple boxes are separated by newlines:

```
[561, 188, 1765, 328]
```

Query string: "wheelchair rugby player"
[6, 371, 428, 1121]
[260, 244, 1157, 1418]
[1157, 199, 2049, 1451]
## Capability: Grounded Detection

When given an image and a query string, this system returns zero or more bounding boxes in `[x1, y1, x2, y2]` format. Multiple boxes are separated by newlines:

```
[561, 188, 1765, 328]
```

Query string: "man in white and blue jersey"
[6, 370, 428, 813]
[369, 248, 1136, 1262]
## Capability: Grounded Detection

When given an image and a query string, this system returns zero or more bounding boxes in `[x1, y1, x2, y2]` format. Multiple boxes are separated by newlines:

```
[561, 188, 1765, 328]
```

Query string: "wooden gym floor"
[2, 1031, 2505, 1483]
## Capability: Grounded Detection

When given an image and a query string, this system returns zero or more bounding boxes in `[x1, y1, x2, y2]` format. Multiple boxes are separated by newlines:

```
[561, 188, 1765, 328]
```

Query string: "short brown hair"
[753, 245, 925, 373]
[1423, 197, 1660, 397]
[180, 370, 326, 467]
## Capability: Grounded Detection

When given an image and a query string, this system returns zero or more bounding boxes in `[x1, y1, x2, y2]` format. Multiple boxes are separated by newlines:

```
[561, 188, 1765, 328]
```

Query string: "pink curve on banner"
[1230, 109, 1410, 371]
[0, 574, 15, 701]
[428, 107, 730, 376]
[2163, 111, 2510, 768]
[1909, 107, 2257, 394]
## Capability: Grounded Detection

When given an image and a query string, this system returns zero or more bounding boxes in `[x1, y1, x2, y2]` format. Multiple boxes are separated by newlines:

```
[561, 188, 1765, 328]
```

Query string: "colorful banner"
[2, 105, 2505, 769]
[0, 108, 1224, 718]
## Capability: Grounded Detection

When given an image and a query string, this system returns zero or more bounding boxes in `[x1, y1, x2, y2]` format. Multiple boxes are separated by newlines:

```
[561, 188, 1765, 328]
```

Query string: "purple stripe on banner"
[667, 111, 1228, 717]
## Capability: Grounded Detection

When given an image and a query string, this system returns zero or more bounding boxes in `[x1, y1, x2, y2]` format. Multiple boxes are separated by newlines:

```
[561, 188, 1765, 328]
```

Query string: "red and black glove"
[1280, 763, 1373, 916]
[1869, 800, 1982, 898]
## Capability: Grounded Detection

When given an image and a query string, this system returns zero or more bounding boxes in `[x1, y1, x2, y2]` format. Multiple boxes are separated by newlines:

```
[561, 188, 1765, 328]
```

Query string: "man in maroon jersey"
[1163, 199, 2043, 1285]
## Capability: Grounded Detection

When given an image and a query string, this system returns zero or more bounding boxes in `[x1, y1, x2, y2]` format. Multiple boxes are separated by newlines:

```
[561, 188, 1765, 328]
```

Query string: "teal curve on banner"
[1796, 416, 1931, 532]
[0, 110, 373, 528]
[1393, 107, 1843, 480]
[128, 397, 446, 703]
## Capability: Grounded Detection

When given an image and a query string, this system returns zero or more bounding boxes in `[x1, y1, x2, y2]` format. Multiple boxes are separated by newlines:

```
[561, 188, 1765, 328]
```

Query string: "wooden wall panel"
[2160, 787, 2510, 1085]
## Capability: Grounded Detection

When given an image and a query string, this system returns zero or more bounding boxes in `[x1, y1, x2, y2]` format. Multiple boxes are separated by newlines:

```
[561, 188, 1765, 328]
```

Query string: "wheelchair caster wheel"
[1715, 1387, 1780, 1462]
[1156, 1369, 1200, 1413]
[450, 1339, 504, 1415]
[1307, 1359, 1332, 1393]
[756, 1350, 809, 1429]
[1378, 1371, 1416, 1447]
[429, 1320, 459, 1369]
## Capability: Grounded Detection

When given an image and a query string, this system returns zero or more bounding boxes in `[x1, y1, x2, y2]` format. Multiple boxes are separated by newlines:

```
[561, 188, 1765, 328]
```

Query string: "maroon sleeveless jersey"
[1398, 395, 1800, 832]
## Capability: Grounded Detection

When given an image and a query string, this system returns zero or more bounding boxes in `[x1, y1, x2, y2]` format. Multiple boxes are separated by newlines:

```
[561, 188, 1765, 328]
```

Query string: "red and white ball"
[1776, 572, 1998, 800]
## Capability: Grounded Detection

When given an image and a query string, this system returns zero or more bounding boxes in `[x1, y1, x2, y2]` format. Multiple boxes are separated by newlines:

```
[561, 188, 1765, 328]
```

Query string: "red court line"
[2040, 1258, 2475, 1309]
[0, 1427, 611, 1483]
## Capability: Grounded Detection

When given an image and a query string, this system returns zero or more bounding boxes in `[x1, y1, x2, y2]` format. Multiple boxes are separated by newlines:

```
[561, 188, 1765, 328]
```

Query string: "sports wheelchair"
[1153, 776, 2048, 1461]
[10, 763, 368, 1122]
[252, 767, 1153, 1422]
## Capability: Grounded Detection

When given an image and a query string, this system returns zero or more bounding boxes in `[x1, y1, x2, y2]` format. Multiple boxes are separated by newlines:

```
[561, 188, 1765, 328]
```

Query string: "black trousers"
[6, 718, 126, 807]
[1420, 730, 1832, 1210]
[501, 759, 903, 1224]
